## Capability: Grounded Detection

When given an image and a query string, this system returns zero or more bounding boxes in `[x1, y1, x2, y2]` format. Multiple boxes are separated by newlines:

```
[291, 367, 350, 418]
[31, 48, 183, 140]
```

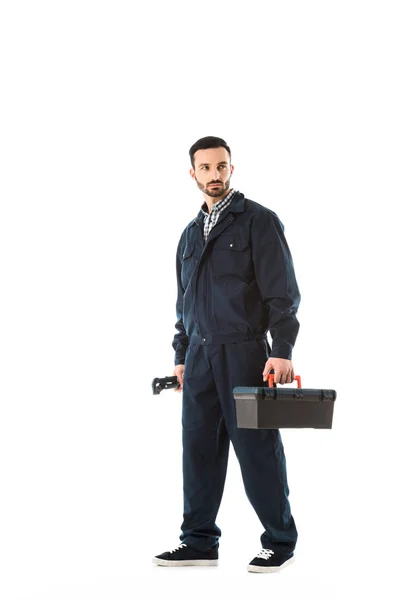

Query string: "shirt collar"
[200, 188, 236, 216]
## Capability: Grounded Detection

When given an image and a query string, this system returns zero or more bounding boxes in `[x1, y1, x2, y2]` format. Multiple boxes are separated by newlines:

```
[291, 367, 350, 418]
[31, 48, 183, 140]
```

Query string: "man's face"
[190, 147, 234, 198]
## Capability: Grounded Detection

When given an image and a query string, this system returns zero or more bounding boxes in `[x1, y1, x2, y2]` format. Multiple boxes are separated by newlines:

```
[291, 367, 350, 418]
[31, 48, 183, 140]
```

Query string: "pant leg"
[179, 343, 230, 551]
[210, 338, 298, 557]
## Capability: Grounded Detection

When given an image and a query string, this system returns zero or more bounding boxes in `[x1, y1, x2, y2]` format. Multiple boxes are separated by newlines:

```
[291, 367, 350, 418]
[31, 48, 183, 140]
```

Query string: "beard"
[195, 177, 231, 197]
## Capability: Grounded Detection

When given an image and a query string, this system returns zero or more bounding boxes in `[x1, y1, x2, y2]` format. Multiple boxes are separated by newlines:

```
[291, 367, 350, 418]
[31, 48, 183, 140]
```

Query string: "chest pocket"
[181, 244, 197, 289]
[211, 234, 252, 278]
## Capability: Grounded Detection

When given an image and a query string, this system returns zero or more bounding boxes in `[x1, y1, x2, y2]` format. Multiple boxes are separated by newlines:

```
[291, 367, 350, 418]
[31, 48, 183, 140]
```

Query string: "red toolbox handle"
[267, 374, 302, 388]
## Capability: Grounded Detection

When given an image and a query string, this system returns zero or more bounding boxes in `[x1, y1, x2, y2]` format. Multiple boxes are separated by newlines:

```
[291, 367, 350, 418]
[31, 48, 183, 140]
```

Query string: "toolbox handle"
[267, 374, 302, 388]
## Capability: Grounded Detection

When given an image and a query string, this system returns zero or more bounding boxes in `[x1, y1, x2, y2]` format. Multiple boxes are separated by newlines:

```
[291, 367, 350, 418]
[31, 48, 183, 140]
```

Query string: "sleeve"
[251, 209, 301, 360]
[172, 231, 189, 366]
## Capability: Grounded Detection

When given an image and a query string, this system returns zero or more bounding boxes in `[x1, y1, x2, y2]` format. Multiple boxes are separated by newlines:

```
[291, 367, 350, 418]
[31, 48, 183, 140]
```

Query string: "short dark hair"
[189, 136, 231, 168]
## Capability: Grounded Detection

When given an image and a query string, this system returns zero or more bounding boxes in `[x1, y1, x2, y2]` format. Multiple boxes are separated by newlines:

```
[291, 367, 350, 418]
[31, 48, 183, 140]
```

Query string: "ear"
[230, 164, 235, 175]
[189, 168, 195, 179]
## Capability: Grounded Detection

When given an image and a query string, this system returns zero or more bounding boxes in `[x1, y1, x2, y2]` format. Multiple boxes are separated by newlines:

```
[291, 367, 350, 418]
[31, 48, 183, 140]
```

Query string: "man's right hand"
[173, 364, 185, 392]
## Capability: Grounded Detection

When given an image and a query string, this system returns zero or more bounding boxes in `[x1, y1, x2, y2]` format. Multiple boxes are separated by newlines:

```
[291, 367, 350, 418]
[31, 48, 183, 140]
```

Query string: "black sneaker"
[152, 543, 219, 567]
[247, 548, 295, 573]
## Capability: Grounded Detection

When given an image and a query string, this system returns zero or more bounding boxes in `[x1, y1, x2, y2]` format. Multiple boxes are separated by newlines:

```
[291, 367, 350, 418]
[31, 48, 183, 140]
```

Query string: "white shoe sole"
[247, 555, 295, 573]
[152, 557, 219, 567]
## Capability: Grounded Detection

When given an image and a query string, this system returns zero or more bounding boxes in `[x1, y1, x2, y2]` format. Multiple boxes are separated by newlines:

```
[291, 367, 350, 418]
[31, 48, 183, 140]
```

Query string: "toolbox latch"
[322, 390, 335, 402]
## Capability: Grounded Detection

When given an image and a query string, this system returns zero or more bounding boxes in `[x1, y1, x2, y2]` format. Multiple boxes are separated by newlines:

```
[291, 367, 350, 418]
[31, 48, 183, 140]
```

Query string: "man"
[153, 136, 301, 573]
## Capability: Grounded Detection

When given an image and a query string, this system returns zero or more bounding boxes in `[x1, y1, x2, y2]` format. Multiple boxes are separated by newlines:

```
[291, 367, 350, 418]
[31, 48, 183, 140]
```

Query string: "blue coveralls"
[172, 191, 301, 557]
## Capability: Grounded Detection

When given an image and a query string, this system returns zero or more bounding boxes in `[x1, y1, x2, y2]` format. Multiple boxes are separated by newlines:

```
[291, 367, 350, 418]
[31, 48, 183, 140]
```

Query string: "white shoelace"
[169, 543, 187, 553]
[256, 548, 274, 561]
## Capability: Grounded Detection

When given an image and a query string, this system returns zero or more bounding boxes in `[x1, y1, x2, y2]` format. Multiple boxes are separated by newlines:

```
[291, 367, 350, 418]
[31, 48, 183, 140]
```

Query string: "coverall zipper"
[194, 220, 205, 340]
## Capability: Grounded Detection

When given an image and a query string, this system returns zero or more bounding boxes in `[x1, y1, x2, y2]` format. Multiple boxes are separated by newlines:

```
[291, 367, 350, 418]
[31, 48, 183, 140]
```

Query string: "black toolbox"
[233, 375, 336, 429]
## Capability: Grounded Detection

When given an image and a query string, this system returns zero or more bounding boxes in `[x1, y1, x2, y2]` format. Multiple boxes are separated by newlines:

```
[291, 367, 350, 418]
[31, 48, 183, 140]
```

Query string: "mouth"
[209, 183, 222, 187]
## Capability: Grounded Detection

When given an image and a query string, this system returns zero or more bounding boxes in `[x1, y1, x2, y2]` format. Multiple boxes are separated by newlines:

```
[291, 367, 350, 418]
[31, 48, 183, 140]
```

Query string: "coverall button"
[202, 338, 206, 343]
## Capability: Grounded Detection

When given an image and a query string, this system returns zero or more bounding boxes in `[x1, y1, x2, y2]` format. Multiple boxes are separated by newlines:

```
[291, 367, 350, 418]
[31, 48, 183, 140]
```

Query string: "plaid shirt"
[201, 188, 236, 241]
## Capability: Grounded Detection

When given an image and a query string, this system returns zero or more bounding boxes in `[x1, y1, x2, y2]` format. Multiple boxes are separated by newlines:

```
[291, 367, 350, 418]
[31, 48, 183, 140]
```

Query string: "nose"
[209, 168, 221, 181]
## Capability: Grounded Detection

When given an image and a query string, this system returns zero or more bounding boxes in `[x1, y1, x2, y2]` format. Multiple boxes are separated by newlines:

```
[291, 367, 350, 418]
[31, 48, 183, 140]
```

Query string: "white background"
[1, 1, 399, 599]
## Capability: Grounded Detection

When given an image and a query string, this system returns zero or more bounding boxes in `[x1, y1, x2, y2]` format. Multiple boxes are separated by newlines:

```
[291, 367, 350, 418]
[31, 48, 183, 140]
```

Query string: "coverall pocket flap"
[215, 235, 248, 251]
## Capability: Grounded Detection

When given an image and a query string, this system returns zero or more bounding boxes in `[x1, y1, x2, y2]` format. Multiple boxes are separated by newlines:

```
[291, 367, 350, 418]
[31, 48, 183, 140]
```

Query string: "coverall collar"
[192, 190, 245, 231]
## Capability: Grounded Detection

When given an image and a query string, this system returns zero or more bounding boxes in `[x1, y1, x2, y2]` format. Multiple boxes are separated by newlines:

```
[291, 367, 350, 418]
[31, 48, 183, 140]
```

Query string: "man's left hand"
[262, 357, 295, 385]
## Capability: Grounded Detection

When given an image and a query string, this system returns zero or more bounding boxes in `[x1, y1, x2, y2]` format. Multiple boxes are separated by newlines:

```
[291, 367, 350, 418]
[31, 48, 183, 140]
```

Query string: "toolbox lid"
[233, 386, 337, 402]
